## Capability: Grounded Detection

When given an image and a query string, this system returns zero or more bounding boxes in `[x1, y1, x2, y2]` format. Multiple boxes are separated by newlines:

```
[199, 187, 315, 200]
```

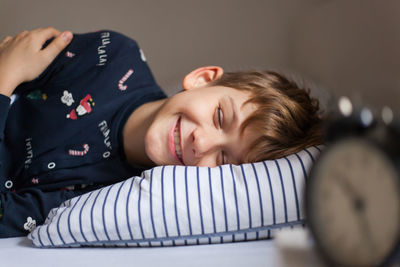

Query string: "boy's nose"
[191, 128, 220, 158]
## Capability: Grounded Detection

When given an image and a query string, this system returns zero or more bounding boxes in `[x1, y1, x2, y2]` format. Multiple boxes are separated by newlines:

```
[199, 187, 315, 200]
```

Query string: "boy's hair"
[210, 70, 323, 162]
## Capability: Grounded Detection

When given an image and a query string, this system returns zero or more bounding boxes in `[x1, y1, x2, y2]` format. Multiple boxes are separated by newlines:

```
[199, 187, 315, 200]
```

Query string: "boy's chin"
[146, 151, 178, 166]
[144, 132, 173, 166]
[144, 146, 165, 166]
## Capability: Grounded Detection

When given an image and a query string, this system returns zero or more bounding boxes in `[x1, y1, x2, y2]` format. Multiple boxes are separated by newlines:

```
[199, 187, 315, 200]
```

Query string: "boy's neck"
[122, 98, 166, 167]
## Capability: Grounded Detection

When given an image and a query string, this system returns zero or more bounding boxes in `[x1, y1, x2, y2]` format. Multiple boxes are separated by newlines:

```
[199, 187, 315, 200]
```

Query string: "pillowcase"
[28, 146, 321, 247]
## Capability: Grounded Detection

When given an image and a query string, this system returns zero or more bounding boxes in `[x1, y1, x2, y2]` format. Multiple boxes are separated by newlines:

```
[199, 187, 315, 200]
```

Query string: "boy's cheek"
[144, 127, 166, 164]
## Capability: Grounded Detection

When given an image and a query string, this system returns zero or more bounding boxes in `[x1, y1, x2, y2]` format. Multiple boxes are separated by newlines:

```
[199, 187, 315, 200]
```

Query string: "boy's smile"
[170, 116, 184, 164]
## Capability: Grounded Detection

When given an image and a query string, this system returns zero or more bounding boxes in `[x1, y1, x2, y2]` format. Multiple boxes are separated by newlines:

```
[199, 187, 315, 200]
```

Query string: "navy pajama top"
[0, 30, 167, 237]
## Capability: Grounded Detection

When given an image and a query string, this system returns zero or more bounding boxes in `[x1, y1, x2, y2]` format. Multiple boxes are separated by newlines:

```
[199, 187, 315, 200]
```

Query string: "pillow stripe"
[219, 166, 228, 233]
[37, 219, 44, 247]
[114, 179, 126, 240]
[240, 165, 252, 241]
[262, 161, 276, 225]
[80, 193, 92, 242]
[56, 199, 71, 245]
[167, 168, 176, 247]
[46, 214, 55, 246]
[45, 205, 61, 246]
[196, 167, 204, 237]
[137, 178, 145, 240]
[208, 167, 216, 242]
[250, 163, 263, 239]
[172, 166, 181, 238]
[102, 185, 113, 241]
[184, 167, 193, 237]
[126, 177, 135, 240]
[149, 168, 158, 239]
[274, 160, 288, 223]
[67, 195, 80, 243]
[285, 157, 300, 221]
[229, 165, 240, 240]
[196, 167, 205, 241]
[29, 147, 321, 247]
[304, 147, 315, 162]
[90, 188, 103, 242]
[182, 167, 189, 246]
[294, 153, 307, 181]
[161, 166, 175, 246]
[161, 166, 169, 238]
[79, 191, 94, 243]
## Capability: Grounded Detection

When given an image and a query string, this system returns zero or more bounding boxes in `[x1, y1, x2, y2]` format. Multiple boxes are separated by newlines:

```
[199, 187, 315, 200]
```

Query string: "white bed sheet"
[0, 237, 280, 267]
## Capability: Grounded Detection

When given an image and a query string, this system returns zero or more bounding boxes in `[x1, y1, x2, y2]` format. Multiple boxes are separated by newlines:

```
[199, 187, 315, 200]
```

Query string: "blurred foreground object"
[306, 96, 400, 266]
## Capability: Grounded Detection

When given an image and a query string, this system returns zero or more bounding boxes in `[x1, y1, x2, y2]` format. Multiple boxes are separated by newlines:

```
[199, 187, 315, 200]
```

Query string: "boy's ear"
[182, 66, 224, 90]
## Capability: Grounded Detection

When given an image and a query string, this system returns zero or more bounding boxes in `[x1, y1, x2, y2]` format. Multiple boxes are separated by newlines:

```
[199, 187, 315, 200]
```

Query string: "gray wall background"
[1, 0, 399, 112]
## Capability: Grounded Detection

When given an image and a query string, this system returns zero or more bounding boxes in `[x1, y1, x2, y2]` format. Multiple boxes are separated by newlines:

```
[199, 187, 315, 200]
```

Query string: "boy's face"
[145, 85, 258, 167]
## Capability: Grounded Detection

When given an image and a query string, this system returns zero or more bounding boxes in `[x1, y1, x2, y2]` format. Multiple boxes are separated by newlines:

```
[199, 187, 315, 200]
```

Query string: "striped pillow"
[28, 146, 321, 247]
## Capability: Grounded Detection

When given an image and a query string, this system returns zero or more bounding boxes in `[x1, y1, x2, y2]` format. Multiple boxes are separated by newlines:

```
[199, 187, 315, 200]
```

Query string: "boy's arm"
[0, 28, 72, 176]
[0, 95, 10, 139]
[0, 27, 73, 97]
[0, 188, 88, 238]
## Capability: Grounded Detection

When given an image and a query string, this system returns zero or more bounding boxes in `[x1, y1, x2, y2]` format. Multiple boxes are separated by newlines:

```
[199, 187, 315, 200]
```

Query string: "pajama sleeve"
[0, 94, 10, 141]
[0, 95, 11, 190]
[0, 38, 81, 237]
[0, 188, 90, 238]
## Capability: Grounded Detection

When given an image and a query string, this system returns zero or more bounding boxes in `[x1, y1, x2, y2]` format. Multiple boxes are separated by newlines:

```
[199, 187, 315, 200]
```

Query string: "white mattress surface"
[0, 237, 279, 267]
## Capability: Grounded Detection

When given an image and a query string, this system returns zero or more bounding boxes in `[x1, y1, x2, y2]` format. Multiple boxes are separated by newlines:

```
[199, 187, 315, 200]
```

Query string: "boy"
[0, 28, 322, 237]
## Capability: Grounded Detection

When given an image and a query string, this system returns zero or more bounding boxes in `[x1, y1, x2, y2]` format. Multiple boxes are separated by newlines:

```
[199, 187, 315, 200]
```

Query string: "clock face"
[307, 138, 400, 267]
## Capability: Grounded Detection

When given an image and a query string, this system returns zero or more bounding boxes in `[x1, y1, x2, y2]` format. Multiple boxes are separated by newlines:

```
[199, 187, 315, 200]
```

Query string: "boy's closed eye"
[215, 105, 226, 164]
[217, 106, 224, 128]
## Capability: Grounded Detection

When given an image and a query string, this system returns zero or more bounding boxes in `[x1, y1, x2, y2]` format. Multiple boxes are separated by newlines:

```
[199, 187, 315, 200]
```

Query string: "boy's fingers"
[16, 30, 29, 39]
[39, 30, 73, 64]
[36, 27, 61, 39]
[1, 36, 12, 43]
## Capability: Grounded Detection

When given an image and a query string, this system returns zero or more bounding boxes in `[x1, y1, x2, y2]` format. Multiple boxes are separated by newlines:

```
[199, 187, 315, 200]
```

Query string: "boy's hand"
[0, 27, 73, 97]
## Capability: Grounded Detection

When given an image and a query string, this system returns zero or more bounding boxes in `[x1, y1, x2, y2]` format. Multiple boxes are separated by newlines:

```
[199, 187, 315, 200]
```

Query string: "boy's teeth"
[174, 124, 182, 159]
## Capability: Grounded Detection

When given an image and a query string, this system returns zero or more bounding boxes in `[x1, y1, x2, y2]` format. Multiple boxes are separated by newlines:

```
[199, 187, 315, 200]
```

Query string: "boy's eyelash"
[217, 106, 223, 127]
[215, 106, 225, 165]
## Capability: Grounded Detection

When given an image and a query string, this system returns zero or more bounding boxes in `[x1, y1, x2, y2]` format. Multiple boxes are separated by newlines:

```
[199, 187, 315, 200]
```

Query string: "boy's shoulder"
[72, 30, 139, 47]
[66, 30, 145, 68]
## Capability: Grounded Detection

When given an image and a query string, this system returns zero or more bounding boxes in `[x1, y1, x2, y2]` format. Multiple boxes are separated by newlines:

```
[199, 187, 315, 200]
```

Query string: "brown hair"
[210, 70, 323, 162]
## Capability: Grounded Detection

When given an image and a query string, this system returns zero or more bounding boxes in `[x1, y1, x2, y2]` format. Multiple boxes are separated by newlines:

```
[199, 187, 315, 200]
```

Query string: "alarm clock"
[306, 97, 400, 267]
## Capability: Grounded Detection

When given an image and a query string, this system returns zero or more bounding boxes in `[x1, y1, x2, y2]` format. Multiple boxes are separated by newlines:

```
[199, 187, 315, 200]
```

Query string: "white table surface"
[0, 237, 280, 267]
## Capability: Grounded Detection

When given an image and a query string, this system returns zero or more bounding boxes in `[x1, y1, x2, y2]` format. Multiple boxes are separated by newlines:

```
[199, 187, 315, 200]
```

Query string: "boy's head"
[209, 68, 323, 162]
[144, 66, 323, 167]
